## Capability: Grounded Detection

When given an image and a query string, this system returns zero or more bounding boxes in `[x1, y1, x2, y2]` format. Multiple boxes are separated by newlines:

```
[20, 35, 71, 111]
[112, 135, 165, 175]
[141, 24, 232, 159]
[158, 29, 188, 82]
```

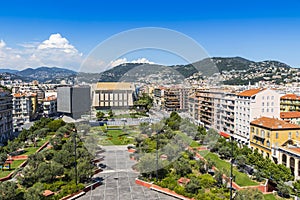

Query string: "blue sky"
[0, 0, 300, 71]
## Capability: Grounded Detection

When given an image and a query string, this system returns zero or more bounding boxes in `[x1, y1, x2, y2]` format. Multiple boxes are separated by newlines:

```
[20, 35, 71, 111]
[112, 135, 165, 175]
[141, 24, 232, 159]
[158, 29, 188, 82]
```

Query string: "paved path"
[78, 146, 177, 200]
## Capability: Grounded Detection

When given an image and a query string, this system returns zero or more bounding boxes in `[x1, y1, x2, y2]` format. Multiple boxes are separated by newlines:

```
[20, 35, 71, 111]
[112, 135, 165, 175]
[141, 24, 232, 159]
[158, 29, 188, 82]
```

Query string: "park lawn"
[190, 140, 201, 148]
[22, 146, 39, 155]
[264, 194, 277, 200]
[199, 150, 258, 187]
[100, 128, 135, 145]
[0, 159, 26, 178]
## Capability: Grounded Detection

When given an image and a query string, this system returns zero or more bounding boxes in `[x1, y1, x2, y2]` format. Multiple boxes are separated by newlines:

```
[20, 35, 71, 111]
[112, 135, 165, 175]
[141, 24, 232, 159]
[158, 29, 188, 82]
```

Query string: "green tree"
[0, 152, 7, 166]
[234, 188, 264, 200]
[108, 109, 114, 118]
[47, 119, 66, 132]
[186, 176, 201, 194]
[277, 181, 292, 198]
[96, 111, 105, 120]
[36, 161, 64, 183]
[173, 157, 192, 177]
[24, 183, 45, 200]
[0, 181, 18, 200]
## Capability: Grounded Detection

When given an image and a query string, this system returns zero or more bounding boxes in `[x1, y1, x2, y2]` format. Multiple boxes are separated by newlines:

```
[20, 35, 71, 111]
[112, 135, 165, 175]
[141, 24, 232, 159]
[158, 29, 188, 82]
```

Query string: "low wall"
[135, 178, 191, 200]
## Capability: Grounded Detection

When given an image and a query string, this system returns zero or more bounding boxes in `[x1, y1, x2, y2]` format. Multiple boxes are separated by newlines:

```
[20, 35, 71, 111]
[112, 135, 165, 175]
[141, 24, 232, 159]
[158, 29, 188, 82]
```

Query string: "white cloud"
[109, 57, 154, 67]
[0, 40, 6, 48]
[0, 33, 82, 71]
[38, 33, 78, 54]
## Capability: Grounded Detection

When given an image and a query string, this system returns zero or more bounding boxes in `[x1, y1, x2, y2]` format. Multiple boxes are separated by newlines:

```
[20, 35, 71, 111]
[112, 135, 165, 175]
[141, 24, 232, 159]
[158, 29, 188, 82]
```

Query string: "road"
[78, 146, 177, 200]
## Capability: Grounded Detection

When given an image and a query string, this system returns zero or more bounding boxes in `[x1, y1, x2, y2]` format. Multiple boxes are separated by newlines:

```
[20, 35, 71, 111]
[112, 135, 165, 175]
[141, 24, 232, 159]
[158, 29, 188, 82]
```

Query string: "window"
[297, 131, 299, 138]
[256, 128, 259, 135]
[267, 102, 269, 106]
[267, 131, 270, 138]
[276, 132, 278, 139]
[261, 130, 265, 137]
[262, 96, 264, 100]
[267, 108, 269, 112]
[266, 141, 270, 147]
[262, 108, 264, 113]
[289, 132, 292, 139]
[271, 96, 274, 100]
[271, 102, 274, 106]
[267, 96, 269, 100]
[271, 108, 273, 112]
[262, 102, 264, 106]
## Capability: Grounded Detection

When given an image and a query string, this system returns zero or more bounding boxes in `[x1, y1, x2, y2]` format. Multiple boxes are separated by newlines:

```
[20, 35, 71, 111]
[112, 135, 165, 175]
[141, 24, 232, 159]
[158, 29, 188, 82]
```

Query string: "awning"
[219, 132, 231, 138]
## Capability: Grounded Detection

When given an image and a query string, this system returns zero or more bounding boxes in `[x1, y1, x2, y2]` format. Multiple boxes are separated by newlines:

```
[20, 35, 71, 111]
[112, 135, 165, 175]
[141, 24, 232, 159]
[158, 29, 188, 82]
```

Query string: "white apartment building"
[234, 88, 280, 145]
[12, 92, 37, 131]
[42, 95, 57, 117]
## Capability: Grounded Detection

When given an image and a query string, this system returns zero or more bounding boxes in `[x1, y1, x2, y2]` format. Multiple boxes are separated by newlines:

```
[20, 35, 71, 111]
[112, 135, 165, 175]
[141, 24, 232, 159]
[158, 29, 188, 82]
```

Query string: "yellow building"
[250, 117, 300, 163]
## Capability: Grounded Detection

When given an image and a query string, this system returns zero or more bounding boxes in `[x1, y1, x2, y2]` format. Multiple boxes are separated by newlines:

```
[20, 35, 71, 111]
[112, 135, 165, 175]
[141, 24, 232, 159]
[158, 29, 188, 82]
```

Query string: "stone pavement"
[78, 146, 177, 200]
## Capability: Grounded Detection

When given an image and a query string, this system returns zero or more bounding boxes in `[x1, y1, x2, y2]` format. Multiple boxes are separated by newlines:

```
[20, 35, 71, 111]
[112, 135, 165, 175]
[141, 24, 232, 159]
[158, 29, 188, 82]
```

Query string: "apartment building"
[0, 88, 13, 144]
[280, 93, 300, 112]
[12, 92, 37, 131]
[163, 87, 189, 112]
[42, 95, 57, 117]
[250, 117, 300, 179]
[280, 111, 300, 125]
[234, 88, 280, 146]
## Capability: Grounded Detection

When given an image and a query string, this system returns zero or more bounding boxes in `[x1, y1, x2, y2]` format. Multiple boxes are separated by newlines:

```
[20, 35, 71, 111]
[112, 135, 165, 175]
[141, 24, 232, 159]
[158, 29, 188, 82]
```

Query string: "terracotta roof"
[280, 112, 300, 119]
[178, 177, 190, 184]
[43, 190, 54, 197]
[238, 88, 264, 97]
[251, 117, 300, 130]
[43, 95, 57, 102]
[281, 93, 300, 100]
[13, 92, 37, 98]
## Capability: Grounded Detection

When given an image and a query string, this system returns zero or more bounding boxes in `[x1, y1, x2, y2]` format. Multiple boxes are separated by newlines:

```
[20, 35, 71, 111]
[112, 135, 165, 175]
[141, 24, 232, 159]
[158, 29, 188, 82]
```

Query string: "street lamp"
[230, 136, 234, 200]
[73, 129, 78, 185]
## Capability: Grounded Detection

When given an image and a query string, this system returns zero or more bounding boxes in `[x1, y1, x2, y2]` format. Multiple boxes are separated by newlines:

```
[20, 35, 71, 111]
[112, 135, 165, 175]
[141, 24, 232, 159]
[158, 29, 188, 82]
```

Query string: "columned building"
[91, 82, 137, 109]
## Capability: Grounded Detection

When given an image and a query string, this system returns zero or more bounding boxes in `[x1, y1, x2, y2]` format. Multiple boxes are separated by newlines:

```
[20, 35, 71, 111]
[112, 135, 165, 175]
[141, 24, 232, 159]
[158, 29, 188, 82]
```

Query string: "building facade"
[57, 86, 91, 119]
[91, 82, 136, 109]
[234, 88, 280, 145]
[280, 93, 300, 112]
[12, 92, 37, 131]
[42, 95, 57, 117]
[250, 117, 300, 162]
[0, 88, 13, 144]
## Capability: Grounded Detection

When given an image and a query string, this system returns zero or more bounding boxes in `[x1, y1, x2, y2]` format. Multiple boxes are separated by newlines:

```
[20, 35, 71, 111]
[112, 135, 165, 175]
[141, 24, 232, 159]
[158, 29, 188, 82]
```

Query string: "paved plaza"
[78, 146, 177, 200]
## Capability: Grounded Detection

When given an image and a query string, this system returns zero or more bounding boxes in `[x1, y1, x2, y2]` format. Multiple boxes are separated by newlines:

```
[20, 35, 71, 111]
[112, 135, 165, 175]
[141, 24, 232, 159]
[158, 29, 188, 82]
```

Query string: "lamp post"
[230, 136, 234, 200]
[73, 129, 78, 185]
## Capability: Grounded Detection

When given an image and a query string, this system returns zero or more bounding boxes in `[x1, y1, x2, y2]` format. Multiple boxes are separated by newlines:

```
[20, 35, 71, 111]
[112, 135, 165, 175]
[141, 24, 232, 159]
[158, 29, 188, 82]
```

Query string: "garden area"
[131, 111, 298, 200]
[199, 150, 258, 186]
[88, 125, 139, 146]
[0, 118, 96, 200]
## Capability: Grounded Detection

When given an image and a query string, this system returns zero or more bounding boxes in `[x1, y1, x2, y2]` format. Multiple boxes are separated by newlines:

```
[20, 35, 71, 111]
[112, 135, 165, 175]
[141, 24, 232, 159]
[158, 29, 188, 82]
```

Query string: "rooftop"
[94, 82, 135, 90]
[251, 116, 300, 130]
[280, 112, 300, 119]
[43, 95, 57, 102]
[238, 88, 264, 97]
[281, 93, 300, 100]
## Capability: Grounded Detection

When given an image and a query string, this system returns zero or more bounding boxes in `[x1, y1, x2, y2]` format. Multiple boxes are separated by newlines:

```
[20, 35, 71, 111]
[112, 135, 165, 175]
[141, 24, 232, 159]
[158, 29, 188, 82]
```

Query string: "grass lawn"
[264, 194, 277, 200]
[22, 146, 39, 155]
[190, 140, 201, 148]
[199, 150, 258, 186]
[99, 128, 135, 145]
[0, 159, 26, 178]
